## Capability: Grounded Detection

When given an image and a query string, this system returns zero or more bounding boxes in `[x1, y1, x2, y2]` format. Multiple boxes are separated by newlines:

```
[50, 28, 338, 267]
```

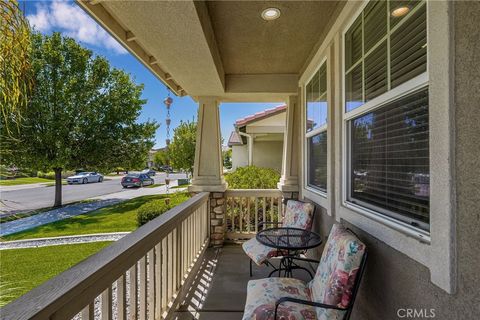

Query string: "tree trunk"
[53, 168, 62, 207]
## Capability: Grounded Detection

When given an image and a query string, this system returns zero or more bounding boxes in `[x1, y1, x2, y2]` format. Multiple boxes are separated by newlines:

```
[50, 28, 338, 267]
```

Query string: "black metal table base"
[265, 255, 313, 279]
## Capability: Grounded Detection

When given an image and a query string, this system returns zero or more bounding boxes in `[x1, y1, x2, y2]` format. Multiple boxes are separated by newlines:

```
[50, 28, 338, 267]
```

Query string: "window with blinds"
[344, 0, 426, 112]
[306, 61, 328, 192]
[348, 88, 429, 229]
[306, 64, 327, 132]
[308, 132, 328, 192]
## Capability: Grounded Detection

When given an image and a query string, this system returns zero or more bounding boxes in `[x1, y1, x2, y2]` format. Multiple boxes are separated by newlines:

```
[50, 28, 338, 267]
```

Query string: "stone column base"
[209, 192, 225, 247]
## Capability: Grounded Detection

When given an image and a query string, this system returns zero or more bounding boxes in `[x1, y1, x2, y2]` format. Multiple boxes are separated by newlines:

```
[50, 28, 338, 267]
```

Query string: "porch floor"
[173, 244, 313, 320]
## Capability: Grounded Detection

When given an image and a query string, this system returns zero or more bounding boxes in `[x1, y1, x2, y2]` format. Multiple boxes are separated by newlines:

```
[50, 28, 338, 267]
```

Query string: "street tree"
[169, 120, 196, 175]
[0, 0, 33, 154]
[6, 32, 157, 207]
[153, 149, 168, 169]
[223, 148, 232, 169]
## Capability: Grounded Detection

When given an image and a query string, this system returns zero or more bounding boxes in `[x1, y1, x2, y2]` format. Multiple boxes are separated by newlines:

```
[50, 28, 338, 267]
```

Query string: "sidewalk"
[0, 182, 185, 237]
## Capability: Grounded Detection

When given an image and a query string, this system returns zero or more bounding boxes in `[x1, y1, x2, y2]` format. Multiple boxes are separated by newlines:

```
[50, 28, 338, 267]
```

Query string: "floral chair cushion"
[242, 277, 317, 320]
[242, 238, 284, 266]
[243, 200, 315, 266]
[308, 224, 366, 320]
[282, 200, 315, 230]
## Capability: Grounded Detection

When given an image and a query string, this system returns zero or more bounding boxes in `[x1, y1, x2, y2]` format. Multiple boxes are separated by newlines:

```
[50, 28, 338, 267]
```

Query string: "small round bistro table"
[256, 227, 322, 278]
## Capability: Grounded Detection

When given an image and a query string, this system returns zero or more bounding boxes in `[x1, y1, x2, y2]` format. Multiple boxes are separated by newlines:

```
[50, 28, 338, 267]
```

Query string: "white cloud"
[27, 1, 127, 55]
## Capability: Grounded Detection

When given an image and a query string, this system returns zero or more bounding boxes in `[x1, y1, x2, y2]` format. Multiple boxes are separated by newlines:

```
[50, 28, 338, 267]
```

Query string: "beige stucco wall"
[300, 1, 479, 319]
[231, 145, 248, 170]
[231, 140, 284, 172]
[252, 140, 283, 172]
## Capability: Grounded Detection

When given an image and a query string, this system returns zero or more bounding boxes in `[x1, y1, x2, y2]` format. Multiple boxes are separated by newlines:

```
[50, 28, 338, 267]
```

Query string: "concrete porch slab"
[174, 244, 314, 320]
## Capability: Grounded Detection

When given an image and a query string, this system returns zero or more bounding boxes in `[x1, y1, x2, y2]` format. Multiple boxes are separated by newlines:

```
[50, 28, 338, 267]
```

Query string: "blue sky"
[21, 0, 282, 148]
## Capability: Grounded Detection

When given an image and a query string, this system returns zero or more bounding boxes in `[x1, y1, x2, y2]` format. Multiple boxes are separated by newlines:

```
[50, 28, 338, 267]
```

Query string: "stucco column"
[189, 96, 227, 192]
[278, 94, 301, 200]
[189, 97, 227, 247]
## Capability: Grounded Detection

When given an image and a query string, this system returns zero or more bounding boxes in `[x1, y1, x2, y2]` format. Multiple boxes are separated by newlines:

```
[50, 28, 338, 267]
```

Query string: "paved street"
[0, 172, 187, 214]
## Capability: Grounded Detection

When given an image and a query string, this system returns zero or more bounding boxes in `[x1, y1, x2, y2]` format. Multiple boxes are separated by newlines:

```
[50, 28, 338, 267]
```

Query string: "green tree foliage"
[0, 0, 33, 148]
[4, 32, 157, 207]
[169, 120, 196, 175]
[224, 166, 280, 189]
[223, 148, 232, 169]
[153, 149, 168, 168]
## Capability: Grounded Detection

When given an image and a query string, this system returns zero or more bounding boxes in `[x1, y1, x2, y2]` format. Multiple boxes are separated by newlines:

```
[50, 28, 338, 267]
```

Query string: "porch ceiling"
[77, 0, 343, 102]
[206, 1, 340, 75]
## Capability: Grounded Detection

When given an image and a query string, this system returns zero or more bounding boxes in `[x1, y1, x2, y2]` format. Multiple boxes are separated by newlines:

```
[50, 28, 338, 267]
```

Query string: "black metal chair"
[242, 224, 367, 320]
[274, 250, 368, 320]
[242, 199, 316, 276]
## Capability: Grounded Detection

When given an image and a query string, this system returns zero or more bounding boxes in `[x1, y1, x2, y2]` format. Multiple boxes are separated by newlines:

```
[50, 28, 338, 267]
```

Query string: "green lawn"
[0, 177, 52, 186]
[2, 194, 181, 241]
[145, 183, 165, 188]
[0, 241, 112, 306]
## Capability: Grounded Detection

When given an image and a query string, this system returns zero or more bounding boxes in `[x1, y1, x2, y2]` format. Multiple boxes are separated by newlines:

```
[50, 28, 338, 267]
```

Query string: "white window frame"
[334, 0, 455, 293]
[342, 0, 430, 238]
[302, 56, 331, 210]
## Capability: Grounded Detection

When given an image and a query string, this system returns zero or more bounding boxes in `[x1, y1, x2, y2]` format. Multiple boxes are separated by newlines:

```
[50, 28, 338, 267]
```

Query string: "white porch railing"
[224, 189, 283, 241]
[1, 192, 210, 320]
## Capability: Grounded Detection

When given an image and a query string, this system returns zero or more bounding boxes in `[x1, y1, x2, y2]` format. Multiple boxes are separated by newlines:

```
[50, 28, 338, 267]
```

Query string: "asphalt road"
[0, 173, 187, 214]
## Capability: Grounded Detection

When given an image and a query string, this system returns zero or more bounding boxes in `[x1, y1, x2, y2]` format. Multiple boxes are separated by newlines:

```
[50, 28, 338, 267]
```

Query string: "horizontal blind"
[365, 40, 388, 101]
[390, 2, 427, 88]
[345, 15, 363, 70]
[344, 0, 427, 112]
[364, 0, 387, 53]
[306, 63, 328, 132]
[349, 88, 429, 228]
[346, 64, 363, 112]
[308, 131, 328, 192]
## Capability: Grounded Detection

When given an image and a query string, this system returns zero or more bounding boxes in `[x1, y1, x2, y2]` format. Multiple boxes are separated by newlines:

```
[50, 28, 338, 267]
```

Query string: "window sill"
[303, 186, 330, 214]
[342, 201, 431, 244]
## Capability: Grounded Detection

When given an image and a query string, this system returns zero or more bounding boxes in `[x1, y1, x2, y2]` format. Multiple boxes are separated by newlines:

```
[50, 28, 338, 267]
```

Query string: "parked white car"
[67, 172, 104, 184]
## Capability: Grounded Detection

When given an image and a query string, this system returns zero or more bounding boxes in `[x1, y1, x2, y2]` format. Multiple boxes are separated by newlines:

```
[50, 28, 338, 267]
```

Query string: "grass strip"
[0, 177, 52, 186]
[0, 241, 112, 306]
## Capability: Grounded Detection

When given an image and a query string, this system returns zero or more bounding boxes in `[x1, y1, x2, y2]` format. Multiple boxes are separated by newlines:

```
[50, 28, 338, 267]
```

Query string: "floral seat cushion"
[242, 277, 317, 320]
[243, 200, 315, 266]
[242, 224, 366, 320]
[282, 201, 315, 230]
[242, 238, 286, 266]
[308, 224, 366, 320]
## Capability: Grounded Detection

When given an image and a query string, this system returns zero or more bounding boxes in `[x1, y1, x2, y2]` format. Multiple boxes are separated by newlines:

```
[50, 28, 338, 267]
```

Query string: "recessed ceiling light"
[391, 6, 410, 17]
[261, 8, 281, 21]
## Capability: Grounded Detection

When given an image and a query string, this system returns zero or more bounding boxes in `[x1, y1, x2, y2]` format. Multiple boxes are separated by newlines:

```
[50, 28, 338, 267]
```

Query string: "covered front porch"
[2, 192, 316, 319]
[3, 0, 479, 319]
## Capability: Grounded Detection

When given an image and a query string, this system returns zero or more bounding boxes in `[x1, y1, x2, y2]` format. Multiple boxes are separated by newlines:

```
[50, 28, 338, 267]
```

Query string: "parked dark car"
[159, 165, 173, 173]
[121, 173, 154, 188]
[141, 168, 156, 176]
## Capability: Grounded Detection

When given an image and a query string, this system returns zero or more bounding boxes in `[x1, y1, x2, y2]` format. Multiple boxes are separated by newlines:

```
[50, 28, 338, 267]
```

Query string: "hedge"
[224, 166, 280, 189]
[136, 193, 190, 226]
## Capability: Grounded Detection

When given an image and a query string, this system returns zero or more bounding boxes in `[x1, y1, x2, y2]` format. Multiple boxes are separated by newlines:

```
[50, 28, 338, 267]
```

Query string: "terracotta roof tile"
[235, 104, 286, 127]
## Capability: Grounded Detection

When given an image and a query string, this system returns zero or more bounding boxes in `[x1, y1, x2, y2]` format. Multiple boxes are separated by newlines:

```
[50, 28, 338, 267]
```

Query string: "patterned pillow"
[282, 200, 315, 230]
[308, 224, 366, 319]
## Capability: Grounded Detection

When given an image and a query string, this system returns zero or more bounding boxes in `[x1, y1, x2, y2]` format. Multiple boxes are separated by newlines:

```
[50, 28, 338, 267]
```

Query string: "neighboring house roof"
[227, 131, 244, 147]
[228, 104, 287, 147]
[235, 104, 286, 127]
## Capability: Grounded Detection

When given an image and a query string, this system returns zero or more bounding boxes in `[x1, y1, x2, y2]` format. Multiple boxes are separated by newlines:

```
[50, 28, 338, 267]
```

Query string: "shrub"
[137, 193, 190, 226]
[37, 170, 75, 180]
[224, 166, 280, 189]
